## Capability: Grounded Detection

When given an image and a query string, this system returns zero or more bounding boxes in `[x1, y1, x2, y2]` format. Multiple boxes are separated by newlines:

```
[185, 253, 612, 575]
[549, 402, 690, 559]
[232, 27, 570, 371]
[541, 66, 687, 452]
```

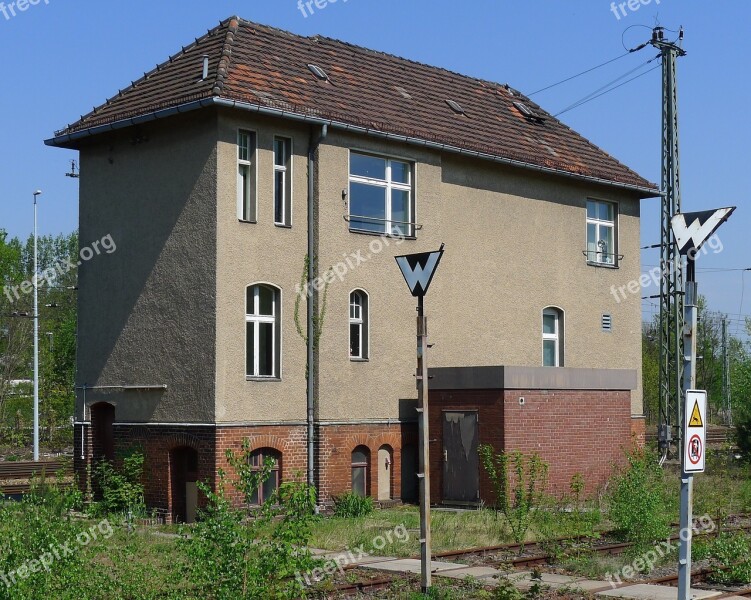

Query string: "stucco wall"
[214, 111, 310, 423]
[314, 130, 645, 421]
[76, 112, 218, 423]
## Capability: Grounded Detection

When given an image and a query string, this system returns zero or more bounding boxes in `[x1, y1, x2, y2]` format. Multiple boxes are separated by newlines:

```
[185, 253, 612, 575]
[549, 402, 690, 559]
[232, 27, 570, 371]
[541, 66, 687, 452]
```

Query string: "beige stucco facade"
[75, 108, 647, 426]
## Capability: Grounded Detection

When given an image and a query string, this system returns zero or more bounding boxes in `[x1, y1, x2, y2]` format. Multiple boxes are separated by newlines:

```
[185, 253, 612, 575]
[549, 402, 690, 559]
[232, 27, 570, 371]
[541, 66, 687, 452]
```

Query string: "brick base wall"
[428, 388, 633, 504]
[74, 390, 634, 518]
[502, 390, 631, 497]
[74, 422, 419, 520]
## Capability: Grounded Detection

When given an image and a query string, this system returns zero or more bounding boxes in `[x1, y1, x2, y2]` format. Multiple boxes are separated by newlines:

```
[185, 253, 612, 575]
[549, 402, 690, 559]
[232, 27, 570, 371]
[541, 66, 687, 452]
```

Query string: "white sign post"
[672, 207, 735, 600]
[683, 390, 707, 474]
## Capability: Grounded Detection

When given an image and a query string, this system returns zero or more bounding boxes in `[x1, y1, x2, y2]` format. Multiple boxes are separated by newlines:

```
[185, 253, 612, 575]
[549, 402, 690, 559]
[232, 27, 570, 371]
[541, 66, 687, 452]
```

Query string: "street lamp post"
[32, 189, 42, 462]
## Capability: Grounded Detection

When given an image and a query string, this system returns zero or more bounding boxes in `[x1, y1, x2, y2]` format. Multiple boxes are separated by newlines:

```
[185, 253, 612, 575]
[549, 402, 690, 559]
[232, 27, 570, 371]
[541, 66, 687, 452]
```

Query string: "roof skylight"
[307, 63, 329, 81]
[446, 99, 465, 115]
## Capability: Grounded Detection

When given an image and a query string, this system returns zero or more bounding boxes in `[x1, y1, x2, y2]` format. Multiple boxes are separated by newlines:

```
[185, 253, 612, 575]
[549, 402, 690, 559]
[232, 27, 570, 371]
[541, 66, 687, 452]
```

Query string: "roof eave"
[45, 97, 661, 198]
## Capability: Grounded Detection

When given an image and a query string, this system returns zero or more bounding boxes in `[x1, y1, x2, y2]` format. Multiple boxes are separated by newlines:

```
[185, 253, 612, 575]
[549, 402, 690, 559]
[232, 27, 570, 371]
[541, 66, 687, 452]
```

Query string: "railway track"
[327, 516, 751, 597]
[0, 459, 72, 495]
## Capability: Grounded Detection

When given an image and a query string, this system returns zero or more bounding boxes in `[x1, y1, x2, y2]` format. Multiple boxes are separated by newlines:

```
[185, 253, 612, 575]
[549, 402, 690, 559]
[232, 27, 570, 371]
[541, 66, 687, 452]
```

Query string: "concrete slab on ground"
[597, 583, 722, 600]
[359, 558, 466, 574]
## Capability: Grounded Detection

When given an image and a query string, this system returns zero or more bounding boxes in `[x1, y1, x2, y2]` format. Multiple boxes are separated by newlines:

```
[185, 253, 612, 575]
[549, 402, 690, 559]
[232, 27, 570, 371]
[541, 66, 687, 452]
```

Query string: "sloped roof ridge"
[234, 17, 513, 94]
[55, 19, 234, 135]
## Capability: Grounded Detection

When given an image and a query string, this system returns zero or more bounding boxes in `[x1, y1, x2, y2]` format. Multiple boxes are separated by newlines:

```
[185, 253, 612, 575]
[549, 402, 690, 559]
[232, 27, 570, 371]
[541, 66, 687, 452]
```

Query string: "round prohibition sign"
[688, 434, 703, 465]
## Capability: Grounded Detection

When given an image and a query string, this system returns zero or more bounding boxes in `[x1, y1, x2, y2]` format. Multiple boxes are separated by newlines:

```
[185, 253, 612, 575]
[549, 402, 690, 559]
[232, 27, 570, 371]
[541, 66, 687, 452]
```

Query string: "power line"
[527, 51, 634, 96]
[554, 58, 661, 117]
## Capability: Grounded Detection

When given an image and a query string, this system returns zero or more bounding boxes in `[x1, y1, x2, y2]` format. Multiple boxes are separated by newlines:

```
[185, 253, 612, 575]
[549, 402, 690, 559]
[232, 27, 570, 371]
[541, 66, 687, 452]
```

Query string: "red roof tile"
[49, 17, 658, 194]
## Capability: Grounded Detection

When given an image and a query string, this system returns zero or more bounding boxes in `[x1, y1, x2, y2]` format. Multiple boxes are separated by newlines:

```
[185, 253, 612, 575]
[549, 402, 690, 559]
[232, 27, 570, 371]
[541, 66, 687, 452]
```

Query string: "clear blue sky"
[0, 0, 748, 333]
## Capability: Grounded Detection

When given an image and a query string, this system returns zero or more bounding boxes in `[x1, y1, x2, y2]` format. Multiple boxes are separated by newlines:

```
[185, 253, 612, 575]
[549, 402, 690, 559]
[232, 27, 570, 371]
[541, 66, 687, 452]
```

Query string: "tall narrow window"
[246, 284, 280, 378]
[237, 130, 257, 222]
[274, 137, 292, 226]
[349, 290, 369, 360]
[248, 448, 281, 505]
[586, 200, 617, 265]
[349, 152, 414, 236]
[351, 446, 370, 497]
[542, 308, 564, 367]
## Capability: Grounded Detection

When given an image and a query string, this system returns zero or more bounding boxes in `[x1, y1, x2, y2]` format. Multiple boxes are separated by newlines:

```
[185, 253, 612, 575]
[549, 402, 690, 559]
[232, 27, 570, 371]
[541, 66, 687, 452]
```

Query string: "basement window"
[248, 448, 281, 505]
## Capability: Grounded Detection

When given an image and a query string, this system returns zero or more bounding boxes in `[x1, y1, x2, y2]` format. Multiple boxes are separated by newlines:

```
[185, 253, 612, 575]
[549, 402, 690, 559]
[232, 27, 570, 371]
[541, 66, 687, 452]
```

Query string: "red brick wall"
[631, 417, 647, 448]
[427, 389, 632, 504]
[74, 422, 419, 518]
[316, 424, 416, 503]
[502, 390, 631, 497]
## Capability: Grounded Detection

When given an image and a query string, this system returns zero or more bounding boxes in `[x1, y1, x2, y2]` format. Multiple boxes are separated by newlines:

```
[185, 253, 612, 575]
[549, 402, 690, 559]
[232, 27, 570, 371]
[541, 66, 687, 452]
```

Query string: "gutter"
[45, 97, 661, 199]
[307, 124, 328, 493]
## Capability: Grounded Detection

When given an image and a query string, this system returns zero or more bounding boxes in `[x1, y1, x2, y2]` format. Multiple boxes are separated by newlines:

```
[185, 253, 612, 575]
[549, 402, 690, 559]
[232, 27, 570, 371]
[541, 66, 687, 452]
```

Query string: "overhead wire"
[527, 51, 634, 97]
[554, 56, 661, 117]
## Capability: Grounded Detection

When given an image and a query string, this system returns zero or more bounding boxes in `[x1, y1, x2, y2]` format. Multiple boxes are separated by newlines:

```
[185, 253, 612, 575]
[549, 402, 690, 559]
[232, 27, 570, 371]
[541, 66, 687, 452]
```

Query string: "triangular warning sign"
[688, 401, 703, 428]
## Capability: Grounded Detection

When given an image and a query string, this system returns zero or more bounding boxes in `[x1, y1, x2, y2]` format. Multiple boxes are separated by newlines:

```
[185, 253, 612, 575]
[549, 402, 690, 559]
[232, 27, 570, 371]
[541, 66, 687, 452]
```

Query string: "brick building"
[47, 17, 656, 521]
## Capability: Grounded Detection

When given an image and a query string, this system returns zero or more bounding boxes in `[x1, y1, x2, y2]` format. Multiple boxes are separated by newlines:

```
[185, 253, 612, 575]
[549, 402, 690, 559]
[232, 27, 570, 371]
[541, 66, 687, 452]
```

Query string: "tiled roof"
[49, 17, 658, 193]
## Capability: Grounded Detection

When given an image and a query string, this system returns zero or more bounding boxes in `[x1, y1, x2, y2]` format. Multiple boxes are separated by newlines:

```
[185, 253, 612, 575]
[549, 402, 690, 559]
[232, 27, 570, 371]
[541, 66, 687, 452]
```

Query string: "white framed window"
[246, 284, 281, 378]
[586, 200, 617, 265]
[349, 290, 369, 360]
[542, 307, 564, 367]
[349, 152, 414, 236]
[274, 137, 292, 226]
[237, 130, 257, 222]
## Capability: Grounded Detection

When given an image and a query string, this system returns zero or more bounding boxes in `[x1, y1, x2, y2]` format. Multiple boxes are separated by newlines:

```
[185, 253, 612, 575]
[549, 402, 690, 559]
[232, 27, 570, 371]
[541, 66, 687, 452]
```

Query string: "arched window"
[542, 307, 564, 367]
[349, 290, 369, 360]
[249, 448, 282, 505]
[246, 284, 281, 378]
[351, 445, 370, 497]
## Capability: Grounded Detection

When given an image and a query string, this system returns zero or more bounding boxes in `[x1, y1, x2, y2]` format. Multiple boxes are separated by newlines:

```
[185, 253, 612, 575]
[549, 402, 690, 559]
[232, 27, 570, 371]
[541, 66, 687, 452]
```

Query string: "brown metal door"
[442, 411, 479, 503]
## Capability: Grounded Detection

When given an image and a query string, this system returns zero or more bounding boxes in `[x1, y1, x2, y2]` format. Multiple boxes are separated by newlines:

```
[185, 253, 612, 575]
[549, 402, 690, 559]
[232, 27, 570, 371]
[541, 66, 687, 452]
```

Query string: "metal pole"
[678, 257, 697, 600]
[416, 294, 432, 592]
[33, 190, 41, 462]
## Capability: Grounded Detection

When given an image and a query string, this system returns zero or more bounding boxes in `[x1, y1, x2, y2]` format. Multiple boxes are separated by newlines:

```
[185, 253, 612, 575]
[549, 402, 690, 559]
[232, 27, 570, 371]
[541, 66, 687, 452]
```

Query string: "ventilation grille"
[602, 314, 613, 332]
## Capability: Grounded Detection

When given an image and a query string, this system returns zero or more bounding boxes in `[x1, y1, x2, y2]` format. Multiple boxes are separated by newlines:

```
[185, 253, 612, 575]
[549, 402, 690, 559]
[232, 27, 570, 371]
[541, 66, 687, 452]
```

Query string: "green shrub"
[181, 440, 320, 599]
[607, 447, 672, 550]
[91, 449, 146, 516]
[479, 445, 549, 547]
[701, 533, 751, 585]
[332, 491, 374, 518]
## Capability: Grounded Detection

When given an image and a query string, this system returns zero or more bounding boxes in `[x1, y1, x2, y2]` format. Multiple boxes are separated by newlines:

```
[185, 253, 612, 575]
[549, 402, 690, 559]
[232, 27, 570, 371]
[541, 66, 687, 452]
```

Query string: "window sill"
[348, 228, 416, 241]
[246, 377, 282, 382]
[350, 357, 370, 363]
[274, 223, 292, 229]
[586, 261, 619, 269]
[238, 219, 257, 224]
